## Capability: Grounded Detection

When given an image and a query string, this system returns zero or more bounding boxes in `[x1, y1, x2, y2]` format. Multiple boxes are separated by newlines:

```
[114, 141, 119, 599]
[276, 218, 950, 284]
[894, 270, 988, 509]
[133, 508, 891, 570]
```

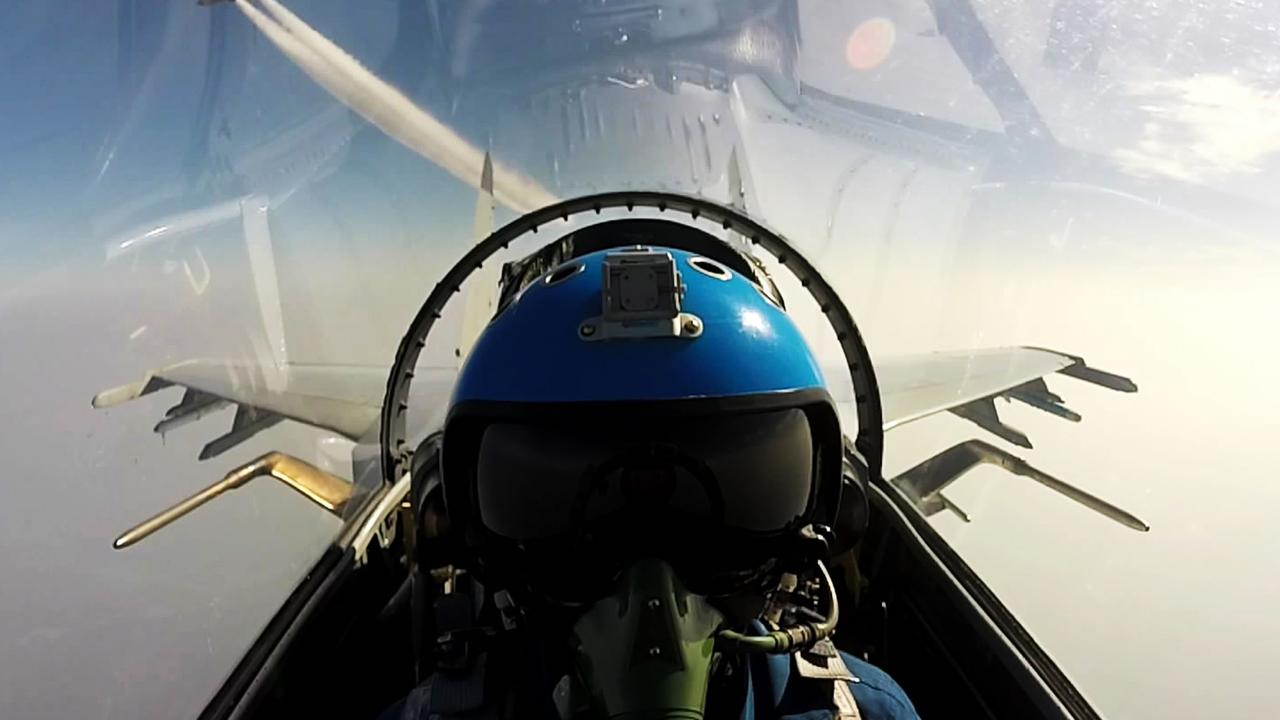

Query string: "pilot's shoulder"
[377, 677, 433, 720]
[839, 652, 920, 720]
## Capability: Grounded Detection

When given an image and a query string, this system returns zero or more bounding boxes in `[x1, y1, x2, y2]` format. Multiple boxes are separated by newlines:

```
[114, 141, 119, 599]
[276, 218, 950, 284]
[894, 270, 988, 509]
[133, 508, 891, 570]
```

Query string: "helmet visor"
[474, 408, 815, 543]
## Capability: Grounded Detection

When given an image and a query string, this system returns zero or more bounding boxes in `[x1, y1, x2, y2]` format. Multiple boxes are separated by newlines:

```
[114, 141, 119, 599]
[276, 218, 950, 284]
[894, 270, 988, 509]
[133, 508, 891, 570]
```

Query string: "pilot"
[384, 240, 919, 720]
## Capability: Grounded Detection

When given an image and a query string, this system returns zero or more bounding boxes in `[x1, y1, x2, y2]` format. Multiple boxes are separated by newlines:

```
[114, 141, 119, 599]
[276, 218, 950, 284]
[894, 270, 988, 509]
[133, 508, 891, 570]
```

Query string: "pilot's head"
[437, 220, 850, 718]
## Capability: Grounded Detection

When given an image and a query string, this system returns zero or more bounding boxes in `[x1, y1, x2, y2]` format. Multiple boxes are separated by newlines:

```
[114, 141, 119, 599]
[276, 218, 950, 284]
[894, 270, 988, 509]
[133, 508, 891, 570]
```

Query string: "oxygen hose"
[716, 560, 839, 654]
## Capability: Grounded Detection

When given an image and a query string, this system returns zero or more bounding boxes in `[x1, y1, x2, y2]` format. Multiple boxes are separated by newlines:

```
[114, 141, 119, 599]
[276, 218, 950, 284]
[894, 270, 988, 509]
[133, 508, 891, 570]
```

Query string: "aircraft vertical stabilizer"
[456, 152, 498, 363]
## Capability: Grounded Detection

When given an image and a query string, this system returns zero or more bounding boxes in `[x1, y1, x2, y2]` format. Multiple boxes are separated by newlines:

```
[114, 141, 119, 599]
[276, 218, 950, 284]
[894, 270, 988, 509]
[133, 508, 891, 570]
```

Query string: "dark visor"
[474, 409, 814, 542]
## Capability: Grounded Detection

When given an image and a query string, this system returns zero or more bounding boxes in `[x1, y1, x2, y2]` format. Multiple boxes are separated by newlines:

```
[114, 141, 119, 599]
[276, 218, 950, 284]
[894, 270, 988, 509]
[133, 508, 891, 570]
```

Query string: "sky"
[2, 1, 1280, 718]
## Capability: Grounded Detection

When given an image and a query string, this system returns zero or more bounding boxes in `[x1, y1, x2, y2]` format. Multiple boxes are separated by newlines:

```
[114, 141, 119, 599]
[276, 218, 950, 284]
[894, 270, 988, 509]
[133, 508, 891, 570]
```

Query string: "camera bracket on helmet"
[578, 249, 704, 342]
[603, 249, 682, 322]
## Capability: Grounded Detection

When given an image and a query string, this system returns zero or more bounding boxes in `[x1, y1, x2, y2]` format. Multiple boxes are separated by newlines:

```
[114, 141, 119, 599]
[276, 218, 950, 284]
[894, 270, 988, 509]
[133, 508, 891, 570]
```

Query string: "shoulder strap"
[831, 679, 862, 720]
[793, 639, 862, 720]
[427, 588, 505, 720]
[428, 651, 498, 719]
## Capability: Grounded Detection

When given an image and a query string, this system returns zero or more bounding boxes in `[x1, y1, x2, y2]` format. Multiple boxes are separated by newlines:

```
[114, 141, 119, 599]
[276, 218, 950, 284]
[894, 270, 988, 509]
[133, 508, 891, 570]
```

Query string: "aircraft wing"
[98, 346, 1132, 461]
[92, 360, 456, 460]
[842, 346, 1145, 530]
[837, 346, 1136, 444]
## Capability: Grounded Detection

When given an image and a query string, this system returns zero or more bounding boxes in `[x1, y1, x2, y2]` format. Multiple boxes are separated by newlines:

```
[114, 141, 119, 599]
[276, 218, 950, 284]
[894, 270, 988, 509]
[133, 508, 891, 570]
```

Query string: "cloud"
[1112, 73, 1280, 183]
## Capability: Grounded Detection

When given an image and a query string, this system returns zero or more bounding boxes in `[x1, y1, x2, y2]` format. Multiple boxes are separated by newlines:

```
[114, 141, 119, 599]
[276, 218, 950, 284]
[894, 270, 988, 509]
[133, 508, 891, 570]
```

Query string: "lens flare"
[845, 17, 896, 71]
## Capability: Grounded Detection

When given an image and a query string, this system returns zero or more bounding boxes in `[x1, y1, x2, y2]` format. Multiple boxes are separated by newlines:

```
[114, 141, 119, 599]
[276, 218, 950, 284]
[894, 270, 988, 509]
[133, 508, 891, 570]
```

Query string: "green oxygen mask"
[565, 558, 725, 720]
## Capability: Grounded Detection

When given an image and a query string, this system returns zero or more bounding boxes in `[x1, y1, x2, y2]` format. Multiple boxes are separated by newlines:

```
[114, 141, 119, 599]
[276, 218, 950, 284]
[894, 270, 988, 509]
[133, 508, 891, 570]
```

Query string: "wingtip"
[92, 373, 174, 408]
[1060, 360, 1139, 393]
[1125, 516, 1152, 533]
[91, 382, 142, 409]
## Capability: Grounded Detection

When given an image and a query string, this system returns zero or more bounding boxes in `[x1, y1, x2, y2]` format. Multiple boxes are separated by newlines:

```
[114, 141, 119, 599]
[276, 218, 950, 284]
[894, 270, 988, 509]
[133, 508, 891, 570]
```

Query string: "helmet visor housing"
[444, 393, 840, 602]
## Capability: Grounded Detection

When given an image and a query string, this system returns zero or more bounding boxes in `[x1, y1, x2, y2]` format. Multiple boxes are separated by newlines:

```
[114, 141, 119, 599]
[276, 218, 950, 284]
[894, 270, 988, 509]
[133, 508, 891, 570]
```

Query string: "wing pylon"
[869, 347, 1146, 530]
[889, 439, 1149, 532]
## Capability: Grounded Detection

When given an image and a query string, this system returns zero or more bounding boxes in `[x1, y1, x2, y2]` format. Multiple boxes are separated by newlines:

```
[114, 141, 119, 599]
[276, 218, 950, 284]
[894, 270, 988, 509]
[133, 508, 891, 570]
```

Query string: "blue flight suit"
[740, 647, 919, 720]
[383, 649, 918, 720]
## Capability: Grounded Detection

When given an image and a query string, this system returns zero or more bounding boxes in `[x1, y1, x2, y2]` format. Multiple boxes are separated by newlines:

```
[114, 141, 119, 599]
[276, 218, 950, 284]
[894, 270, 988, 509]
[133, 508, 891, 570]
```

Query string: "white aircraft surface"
[3, 0, 1277, 718]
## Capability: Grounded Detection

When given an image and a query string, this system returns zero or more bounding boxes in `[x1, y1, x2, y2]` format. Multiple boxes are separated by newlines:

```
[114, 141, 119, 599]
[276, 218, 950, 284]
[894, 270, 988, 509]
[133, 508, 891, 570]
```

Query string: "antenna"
[725, 147, 752, 254]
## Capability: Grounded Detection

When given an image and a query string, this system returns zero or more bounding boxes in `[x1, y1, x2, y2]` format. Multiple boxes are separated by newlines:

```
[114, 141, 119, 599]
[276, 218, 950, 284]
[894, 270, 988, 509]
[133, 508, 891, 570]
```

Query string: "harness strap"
[832, 680, 863, 720]
[793, 639, 862, 720]
[428, 651, 490, 717]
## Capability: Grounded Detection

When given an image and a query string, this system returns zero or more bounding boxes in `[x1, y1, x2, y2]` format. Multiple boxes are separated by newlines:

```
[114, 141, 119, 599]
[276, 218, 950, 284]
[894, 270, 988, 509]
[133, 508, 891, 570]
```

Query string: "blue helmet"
[453, 247, 825, 404]
[442, 225, 844, 600]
